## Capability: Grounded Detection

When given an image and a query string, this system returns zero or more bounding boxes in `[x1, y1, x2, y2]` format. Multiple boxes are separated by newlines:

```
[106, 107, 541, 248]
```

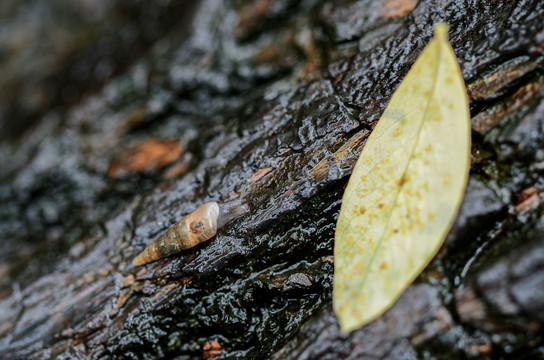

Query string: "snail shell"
[132, 200, 248, 266]
[132, 202, 219, 266]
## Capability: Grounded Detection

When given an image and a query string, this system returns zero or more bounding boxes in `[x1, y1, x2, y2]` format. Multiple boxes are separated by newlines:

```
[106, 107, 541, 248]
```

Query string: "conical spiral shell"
[132, 202, 219, 266]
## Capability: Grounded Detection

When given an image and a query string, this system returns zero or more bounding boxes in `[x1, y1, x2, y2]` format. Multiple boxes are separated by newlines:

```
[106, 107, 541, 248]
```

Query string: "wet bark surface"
[0, 0, 543, 359]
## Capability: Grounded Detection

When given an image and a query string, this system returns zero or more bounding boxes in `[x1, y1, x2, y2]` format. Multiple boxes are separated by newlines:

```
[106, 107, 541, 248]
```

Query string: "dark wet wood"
[1, 1, 544, 359]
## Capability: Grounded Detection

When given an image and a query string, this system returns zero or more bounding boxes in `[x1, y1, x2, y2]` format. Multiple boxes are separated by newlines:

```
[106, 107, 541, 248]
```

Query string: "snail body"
[132, 200, 248, 266]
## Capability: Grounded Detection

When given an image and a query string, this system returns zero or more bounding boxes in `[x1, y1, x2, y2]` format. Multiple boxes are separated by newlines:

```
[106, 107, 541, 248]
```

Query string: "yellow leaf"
[333, 23, 470, 332]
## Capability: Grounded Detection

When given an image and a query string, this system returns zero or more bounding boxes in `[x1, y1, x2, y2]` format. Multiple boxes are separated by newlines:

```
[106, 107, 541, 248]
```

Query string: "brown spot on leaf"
[398, 174, 408, 187]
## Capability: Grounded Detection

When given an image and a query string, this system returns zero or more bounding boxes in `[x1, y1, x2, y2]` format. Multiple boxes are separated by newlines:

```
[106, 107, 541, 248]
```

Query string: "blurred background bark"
[0, 0, 543, 359]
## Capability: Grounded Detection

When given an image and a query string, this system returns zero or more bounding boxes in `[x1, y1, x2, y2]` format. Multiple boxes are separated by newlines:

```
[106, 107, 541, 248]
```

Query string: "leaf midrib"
[351, 36, 444, 295]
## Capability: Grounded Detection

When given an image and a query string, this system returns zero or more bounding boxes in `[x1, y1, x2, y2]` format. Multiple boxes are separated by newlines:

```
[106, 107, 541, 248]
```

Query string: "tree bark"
[1, 0, 543, 359]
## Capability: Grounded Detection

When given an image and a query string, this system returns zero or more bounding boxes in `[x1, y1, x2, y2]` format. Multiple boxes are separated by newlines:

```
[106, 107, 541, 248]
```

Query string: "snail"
[132, 200, 248, 266]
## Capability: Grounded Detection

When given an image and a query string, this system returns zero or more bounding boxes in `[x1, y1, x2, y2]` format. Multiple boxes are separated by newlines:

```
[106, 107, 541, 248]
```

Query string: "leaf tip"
[434, 23, 450, 40]
[336, 309, 379, 334]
